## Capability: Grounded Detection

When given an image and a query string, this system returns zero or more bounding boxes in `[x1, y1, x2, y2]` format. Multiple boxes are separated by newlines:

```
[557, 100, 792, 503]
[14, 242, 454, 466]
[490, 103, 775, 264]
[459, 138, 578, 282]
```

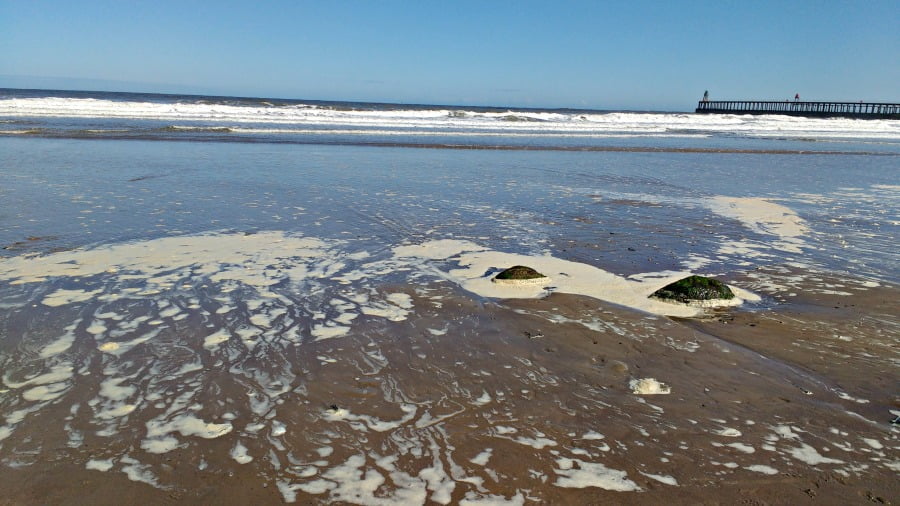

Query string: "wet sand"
[1, 265, 896, 505]
[0, 135, 897, 504]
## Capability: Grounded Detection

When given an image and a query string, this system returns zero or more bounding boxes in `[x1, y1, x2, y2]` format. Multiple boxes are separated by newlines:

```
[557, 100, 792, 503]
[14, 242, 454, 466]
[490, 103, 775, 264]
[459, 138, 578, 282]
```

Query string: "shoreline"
[2, 131, 899, 155]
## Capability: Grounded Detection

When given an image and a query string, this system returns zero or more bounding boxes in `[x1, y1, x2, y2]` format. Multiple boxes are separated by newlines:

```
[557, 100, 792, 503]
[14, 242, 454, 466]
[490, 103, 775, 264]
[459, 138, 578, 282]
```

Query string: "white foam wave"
[2, 97, 898, 140]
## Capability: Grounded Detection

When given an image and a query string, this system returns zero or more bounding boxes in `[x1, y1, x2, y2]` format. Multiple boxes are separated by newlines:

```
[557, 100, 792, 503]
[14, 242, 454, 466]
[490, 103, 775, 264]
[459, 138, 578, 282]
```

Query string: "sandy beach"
[0, 228, 896, 505]
[0, 277, 896, 504]
[0, 94, 897, 504]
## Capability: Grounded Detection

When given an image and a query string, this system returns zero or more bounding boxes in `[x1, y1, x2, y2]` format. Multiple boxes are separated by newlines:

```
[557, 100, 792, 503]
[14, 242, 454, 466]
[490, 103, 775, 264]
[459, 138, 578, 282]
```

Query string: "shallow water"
[2, 137, 897, 279]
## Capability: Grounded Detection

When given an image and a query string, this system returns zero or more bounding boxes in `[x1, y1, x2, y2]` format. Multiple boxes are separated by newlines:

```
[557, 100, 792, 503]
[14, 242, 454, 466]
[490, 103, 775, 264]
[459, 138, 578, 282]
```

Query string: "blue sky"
[1, 0, 898, 110]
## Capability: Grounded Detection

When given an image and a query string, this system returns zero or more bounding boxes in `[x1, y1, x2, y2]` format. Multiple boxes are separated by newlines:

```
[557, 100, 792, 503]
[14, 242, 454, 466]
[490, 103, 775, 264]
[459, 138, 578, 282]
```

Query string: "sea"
[0, 88, 897, 504]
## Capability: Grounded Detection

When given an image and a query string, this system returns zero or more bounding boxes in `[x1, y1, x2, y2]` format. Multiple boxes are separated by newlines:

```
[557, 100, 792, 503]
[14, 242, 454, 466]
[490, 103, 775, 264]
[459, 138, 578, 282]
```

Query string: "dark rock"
[493, 265, 546, 281]
[651, 275, 735, 303]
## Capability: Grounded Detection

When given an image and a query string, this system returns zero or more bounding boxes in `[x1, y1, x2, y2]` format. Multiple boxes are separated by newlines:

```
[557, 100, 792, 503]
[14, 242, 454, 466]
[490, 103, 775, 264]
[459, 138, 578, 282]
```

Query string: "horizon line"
[0, 80, 690, 114]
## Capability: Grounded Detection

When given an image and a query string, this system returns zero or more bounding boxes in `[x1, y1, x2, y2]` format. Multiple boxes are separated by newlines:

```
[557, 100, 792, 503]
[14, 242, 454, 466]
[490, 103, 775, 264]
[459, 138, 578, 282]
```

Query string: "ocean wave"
[0, 123, 709, 141]
[1, 95, 899, 141]
[225, 127, 699, 138]
[0, 128, 44, 135]
[158, 125, 234, 133]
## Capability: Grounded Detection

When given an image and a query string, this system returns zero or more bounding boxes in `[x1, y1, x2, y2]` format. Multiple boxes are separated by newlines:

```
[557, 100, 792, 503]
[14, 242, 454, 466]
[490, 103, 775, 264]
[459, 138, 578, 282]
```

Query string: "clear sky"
[1, 0, 898, 110]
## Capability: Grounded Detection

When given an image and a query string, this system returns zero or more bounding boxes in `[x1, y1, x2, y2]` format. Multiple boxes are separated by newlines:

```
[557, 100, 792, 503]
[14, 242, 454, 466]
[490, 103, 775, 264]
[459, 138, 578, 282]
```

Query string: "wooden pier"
[695, 100, 900, 119]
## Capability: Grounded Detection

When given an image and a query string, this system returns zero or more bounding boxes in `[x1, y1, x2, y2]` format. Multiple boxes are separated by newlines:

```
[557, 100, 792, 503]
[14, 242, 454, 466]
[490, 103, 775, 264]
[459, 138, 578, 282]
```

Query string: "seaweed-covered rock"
[494, 265, 546, 280]
[492, 265, 549, 286]
[650, 275, 734, 303]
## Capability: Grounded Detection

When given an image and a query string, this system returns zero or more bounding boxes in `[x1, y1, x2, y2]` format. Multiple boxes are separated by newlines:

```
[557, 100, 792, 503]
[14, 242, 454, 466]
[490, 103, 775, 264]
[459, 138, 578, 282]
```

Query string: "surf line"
[0, 129, 896, 156]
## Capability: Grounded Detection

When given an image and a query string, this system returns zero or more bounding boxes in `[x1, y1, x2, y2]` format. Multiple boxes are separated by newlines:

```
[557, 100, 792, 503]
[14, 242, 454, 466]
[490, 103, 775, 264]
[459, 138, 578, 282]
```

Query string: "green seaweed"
[494, 265, 547, 280]
[651, 275, 734, 303]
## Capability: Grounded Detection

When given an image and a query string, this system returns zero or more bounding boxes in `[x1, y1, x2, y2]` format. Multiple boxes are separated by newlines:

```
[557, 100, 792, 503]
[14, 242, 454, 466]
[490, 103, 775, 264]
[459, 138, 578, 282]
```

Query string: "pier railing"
[696, 100, 900, 119]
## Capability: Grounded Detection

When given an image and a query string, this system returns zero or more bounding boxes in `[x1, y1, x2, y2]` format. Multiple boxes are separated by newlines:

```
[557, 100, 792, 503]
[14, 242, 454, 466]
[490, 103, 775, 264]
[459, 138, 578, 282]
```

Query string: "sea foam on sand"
[629, 378, 671, 395]
[394, 240, 756, 318]
[706, 196, 808, 253]
[0, 232, 757, 322]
